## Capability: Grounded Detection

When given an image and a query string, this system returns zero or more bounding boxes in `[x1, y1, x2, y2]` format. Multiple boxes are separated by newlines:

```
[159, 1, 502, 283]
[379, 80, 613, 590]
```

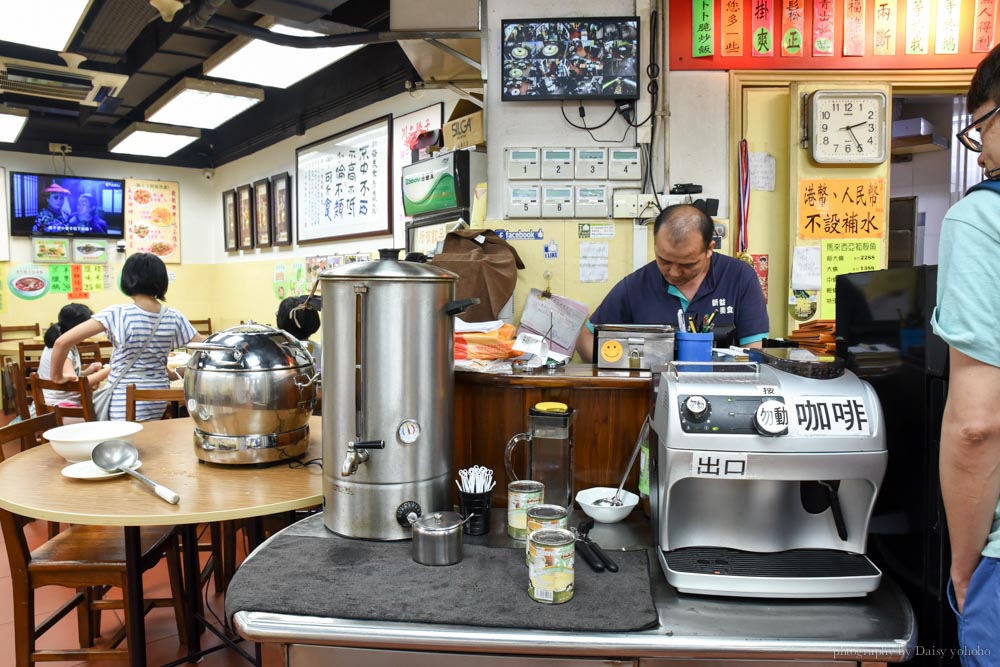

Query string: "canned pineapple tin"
[525, 504, 569, 565]
[527, 528, 575, 604]
[507, 480, 545, 539]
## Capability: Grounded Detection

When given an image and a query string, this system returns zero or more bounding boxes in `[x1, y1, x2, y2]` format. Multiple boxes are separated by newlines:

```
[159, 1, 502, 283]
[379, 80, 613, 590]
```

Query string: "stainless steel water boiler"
[321, 253, 469, 540]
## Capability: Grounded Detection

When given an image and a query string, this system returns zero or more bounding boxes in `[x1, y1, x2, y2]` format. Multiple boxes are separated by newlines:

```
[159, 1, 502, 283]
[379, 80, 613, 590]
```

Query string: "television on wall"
[9, 171, 126, 238]
[500, 17, 640, 101]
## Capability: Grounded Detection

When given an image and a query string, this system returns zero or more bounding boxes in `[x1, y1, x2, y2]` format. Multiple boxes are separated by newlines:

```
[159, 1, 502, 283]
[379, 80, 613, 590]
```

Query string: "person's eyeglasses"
[957, 103, 1000, 152]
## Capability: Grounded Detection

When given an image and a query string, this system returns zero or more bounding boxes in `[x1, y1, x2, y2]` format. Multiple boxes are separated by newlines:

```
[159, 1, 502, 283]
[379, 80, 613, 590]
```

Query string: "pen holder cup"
[676, 331, 714, 362]
[458, 490, 493, 536]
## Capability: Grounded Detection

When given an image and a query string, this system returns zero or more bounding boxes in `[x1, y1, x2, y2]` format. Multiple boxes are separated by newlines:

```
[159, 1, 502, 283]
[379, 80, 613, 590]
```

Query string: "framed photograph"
[271, 172, 292, 246]
[236, 184, 255, 250]
[253, 178, 272, 248]
[31, 237, 70, 263]
[71, 238, 109, 263]
[222, 189, 238, 251]
[296, 115, 392, 244]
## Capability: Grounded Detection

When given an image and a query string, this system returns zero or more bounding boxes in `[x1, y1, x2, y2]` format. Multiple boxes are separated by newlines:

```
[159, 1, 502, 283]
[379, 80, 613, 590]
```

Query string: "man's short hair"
[653, 204, 714, 250]
[968, 43, 1000, 112]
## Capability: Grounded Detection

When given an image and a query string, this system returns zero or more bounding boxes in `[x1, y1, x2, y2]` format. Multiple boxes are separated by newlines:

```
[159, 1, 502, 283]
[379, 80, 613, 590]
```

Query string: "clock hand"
[844, 125, 864, 151]
[845, 121, 868, 130]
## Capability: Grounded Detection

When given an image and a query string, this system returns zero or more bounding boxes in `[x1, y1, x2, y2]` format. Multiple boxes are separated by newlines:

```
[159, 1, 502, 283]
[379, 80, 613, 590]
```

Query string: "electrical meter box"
[541, 148, 574, 179]
[507, 184, 541, 218]
[575, 184, 609, 217]
[506, 148, 541, 180]
[541, 184, 574, 218]
[609, 148, 641, 180]
[575, 147, 608, 179]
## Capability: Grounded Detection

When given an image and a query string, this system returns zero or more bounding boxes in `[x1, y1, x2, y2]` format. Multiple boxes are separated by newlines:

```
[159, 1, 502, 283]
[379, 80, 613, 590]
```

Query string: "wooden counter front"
[453, 365, 654, 506]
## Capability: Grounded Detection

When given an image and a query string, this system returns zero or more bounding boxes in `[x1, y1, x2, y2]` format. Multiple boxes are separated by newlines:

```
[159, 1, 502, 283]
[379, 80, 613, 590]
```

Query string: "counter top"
[231, 512, 916, 663]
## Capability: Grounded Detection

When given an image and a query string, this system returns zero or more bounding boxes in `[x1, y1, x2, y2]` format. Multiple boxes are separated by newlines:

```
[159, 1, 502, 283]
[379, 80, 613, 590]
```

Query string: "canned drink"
[525, 504, 569, 565]
[527, 528, 575, 604]
[507, 480, 544, 539]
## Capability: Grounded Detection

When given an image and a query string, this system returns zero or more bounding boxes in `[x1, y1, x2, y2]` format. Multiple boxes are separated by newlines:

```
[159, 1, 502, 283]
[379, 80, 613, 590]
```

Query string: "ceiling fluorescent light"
[0, 105, 29, 143]
[204, 24, 364, 89]
[109, 121, 200, 158]
[0, 0, 93, 52]
[146, 78, 264, 129]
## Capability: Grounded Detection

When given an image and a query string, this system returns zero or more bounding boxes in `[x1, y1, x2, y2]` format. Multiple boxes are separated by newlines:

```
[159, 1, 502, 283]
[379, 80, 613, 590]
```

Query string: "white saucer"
[61, 459, 142, 480]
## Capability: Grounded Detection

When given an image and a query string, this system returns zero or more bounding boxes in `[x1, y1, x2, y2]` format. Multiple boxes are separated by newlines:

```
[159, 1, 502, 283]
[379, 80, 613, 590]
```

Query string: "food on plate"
[13, 276, 45, 292]
[74, 242, 104, 257]
[38, 242, 66, 257]
[132, 223, 150, 239]
[149, 241, 174, 256]
[132, 188, 152, 204]
[151, 206, 173, 226]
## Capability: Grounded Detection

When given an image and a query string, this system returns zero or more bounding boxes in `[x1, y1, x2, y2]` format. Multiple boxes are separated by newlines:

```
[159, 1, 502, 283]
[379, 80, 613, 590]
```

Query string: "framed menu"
[222, 189, 238, 251]
[271, 172, 292, 246]
[124, 179, 181, 263]
[237, 184, 254, 250]
[295, 115, 392, 244]
[254, 178, 272, 248]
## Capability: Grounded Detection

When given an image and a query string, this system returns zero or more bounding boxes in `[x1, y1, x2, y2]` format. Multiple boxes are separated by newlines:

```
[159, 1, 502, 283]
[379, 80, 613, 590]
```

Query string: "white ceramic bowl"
[575, 487, 639, 524]
[43, 421, 144, 463]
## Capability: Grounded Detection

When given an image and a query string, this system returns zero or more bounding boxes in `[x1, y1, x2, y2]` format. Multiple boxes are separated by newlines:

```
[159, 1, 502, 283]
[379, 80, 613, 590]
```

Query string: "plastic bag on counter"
[454, 323, 521, 360]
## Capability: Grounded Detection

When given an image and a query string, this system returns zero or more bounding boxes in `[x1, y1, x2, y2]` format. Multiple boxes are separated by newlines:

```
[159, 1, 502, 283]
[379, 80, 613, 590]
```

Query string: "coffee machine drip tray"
[659, 548, 882, 599]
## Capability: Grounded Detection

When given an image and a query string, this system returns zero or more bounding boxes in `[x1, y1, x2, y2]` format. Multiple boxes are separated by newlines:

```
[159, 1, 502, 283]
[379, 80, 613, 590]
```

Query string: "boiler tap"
[341, 439, 386, 476]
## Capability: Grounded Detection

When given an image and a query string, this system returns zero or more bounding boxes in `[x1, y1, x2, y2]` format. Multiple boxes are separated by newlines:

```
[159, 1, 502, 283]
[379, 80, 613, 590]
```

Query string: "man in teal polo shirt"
[934, 43, 1000, 667]
[576, 204, 769, 362]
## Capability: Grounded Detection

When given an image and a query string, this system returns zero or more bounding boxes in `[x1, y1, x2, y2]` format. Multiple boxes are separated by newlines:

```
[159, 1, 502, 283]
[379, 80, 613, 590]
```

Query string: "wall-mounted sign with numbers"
[797, 178, 885, 240]
[819, 238, 882, 319]
[296, 115, 392, 244]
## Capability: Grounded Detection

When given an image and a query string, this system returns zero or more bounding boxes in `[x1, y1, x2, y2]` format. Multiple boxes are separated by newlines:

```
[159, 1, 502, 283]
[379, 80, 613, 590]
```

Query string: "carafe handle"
[504, 432, 531, 481]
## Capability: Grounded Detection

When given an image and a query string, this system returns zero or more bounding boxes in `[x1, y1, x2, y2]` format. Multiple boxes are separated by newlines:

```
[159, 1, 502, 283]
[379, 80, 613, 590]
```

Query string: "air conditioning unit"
[0, 57, 128, 107]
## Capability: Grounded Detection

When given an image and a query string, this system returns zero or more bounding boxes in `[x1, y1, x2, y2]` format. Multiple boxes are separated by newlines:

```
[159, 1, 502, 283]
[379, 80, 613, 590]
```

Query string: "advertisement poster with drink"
[125, 179, 180, 263]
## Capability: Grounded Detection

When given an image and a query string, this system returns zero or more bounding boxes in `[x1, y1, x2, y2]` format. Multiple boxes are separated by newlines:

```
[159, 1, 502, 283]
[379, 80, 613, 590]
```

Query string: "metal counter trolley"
[229, 511, 915, 666]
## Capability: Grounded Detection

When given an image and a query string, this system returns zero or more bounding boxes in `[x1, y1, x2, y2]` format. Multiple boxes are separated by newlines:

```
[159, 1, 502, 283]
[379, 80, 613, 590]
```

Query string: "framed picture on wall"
[271, 172, 292, 246]
[253, 178, 272, 248]
[222, 189, 238, 252]
[295, 115, 392, 244]
[236, 184, 255, 250]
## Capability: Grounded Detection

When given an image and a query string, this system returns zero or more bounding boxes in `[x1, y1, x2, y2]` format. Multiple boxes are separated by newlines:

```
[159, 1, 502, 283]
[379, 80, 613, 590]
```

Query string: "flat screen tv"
[9, 171, 126, 238]
[500, 17, 640, 101]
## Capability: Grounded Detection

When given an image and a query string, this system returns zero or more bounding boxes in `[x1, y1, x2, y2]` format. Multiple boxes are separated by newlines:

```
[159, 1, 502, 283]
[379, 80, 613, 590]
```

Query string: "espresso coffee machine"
[650, 351, 887, 598]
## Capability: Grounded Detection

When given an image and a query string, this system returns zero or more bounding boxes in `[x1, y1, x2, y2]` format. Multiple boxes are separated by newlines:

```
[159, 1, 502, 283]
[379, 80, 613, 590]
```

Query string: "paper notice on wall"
[791, 245, 822, 290]
[749, 152, 776, 191]
[579, 242, 609, 283]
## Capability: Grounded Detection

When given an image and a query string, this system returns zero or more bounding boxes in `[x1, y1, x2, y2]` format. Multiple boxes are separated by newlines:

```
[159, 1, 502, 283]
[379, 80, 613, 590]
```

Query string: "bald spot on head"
[653, 204, 714, 251]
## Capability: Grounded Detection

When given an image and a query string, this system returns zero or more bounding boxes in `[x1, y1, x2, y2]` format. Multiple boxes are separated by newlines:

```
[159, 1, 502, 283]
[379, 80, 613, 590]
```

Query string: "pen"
[703, 310, 718, 332]
[687, 316, 698, 334]
[677, 308, 685, 331]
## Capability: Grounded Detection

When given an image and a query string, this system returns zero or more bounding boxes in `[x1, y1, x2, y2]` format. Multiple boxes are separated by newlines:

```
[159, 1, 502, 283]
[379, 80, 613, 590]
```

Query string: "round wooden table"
[0, 415, 324, 667]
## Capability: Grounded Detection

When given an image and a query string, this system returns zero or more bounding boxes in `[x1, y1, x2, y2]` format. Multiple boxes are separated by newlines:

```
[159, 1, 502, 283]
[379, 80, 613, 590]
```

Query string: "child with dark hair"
[38, 303, 110, 407]
[276, 296, 322, 373]
[50, 253, 206, 420]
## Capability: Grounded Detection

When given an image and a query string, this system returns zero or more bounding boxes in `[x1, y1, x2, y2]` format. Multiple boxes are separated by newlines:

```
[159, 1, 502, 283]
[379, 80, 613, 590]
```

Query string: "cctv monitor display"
[9, 171, 126, 238]
[500, 17, 640, 101]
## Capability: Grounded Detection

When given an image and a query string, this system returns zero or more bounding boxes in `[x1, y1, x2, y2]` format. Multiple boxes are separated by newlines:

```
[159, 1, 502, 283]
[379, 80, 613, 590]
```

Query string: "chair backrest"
[29, 373, 97, 423]
[3, 361, 32, 423]
[190, 318, 213, 335]
[0, 323, 40, 342]
[18, 342, 46, 395]
[125, 383, 186, 421]
[77, 341, 104, 366]
[0, 412, 57, 462]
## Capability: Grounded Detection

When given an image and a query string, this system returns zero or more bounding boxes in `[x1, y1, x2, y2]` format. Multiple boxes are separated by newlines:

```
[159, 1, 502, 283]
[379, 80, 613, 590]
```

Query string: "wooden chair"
[0, 415, 187, 665]
[30, 373, 97, 424]
[2, 362, 34, 452]
[190, 318, 213, 336]
[77, 341, 104, 367]
[18, 342, 46, 399]
[124, 384, 186, 421]
[0, 323, 40, 342]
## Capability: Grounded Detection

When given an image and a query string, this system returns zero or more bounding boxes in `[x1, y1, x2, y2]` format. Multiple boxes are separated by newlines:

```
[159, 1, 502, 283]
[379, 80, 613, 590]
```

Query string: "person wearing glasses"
[575, 203, 769, 362]
[933, 44, 1000, 667]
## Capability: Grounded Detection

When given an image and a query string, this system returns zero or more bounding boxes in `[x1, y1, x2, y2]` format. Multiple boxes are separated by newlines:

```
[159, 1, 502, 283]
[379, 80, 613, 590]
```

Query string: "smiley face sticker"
[600, 339, 624, 363]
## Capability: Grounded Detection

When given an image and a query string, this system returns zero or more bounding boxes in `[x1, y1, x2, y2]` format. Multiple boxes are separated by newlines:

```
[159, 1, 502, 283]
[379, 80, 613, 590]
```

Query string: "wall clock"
[808, 90, 888, 164]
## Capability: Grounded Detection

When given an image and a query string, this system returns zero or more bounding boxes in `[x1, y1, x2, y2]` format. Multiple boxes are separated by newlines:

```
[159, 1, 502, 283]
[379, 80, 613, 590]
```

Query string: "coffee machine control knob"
[683, 395, 710, 422]
[753, 400, 789, 436]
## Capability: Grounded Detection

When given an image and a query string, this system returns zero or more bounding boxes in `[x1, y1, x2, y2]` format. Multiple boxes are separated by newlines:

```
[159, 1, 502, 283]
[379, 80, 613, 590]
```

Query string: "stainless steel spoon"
[594, 416, 649, 507]
[92, 439, 180, 504]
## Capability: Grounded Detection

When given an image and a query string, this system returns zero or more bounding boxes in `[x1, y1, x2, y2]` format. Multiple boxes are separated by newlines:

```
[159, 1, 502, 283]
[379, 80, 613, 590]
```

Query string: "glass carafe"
[504, 402, 575, 509]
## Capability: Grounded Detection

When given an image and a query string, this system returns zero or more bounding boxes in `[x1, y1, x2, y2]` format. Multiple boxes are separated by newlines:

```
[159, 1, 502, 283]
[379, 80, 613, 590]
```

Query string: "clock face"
[810, 90, 888, 164]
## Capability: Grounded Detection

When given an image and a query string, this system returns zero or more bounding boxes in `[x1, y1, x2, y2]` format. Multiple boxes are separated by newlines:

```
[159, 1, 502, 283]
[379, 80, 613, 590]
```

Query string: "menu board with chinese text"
[125, 179, 180, 263]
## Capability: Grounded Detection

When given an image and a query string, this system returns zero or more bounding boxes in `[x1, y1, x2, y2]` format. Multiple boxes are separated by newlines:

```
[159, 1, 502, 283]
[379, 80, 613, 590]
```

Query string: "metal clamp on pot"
[184, 323, 317, 465]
